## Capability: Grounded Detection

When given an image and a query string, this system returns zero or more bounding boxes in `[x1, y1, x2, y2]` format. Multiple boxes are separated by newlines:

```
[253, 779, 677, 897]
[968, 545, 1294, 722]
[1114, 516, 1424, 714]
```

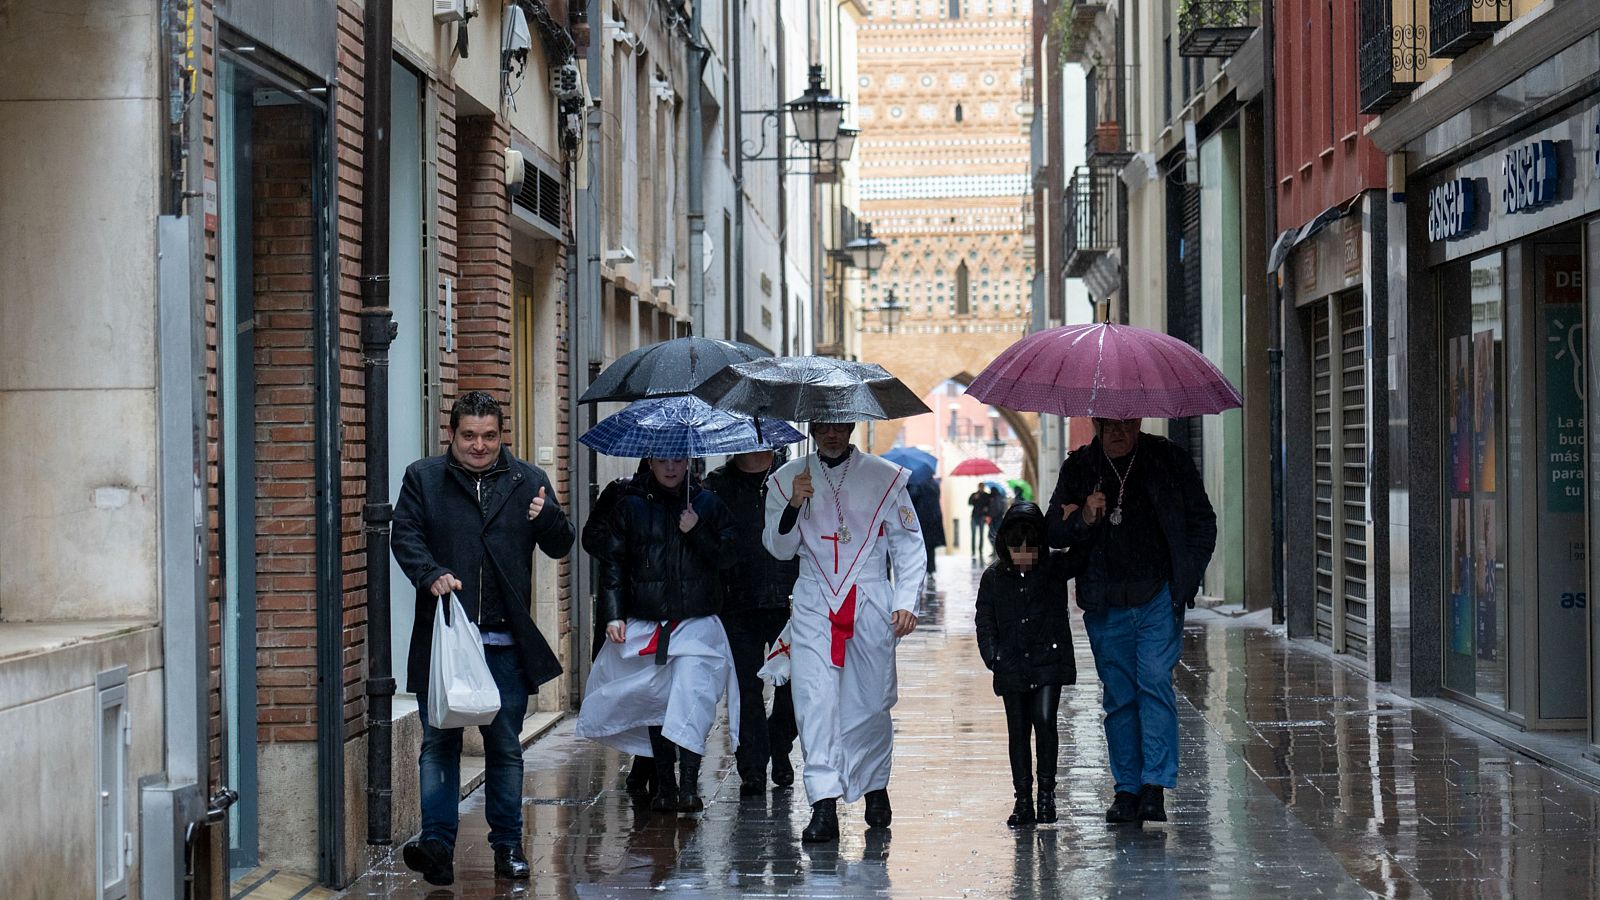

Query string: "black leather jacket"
[975, 503, 1077, 694]
[597, 474, 737, 623]
[703, 462, 799, 614]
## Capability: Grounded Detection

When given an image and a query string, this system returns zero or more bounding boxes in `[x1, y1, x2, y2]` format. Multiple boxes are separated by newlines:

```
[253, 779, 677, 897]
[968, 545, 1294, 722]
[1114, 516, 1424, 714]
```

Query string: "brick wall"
[455, 115, 516, 422]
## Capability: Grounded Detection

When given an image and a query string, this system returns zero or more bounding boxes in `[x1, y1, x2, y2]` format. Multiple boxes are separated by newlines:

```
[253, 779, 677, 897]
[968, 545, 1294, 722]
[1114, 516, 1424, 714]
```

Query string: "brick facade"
[454, 115, 516, 416]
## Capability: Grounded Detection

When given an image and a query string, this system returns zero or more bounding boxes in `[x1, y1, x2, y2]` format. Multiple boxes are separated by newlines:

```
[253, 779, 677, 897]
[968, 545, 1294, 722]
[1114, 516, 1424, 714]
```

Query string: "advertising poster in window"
[1450, 337, 1472, 493]
[1450, 497, 1474, 657]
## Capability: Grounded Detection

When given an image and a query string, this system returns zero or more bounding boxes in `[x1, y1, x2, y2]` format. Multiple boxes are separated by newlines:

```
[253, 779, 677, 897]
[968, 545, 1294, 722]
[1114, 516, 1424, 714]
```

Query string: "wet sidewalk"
[341, 555, 1600, 898]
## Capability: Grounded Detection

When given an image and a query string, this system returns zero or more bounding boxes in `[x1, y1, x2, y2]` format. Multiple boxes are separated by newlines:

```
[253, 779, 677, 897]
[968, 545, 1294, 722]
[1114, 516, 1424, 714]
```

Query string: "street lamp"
[788, 64, 846, 148]
[985, 411, 1006, 460]
[832, 125, 859, 162]
[846, 221, 887, 273]
[875, 288, 905, 332]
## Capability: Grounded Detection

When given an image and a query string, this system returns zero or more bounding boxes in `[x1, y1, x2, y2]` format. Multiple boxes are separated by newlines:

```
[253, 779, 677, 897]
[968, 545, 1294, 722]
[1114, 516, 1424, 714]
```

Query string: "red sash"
[829, 588, 857, 667]
[639, 621, 679, 657]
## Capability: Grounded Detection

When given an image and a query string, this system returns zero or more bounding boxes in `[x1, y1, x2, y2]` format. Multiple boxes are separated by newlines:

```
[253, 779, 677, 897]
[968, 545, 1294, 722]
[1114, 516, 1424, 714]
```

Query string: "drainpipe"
[1262, 0, 1285, 625]
[687, 0, 708, 333]
[360, 0, 398, 847]
[733, 0, 746, 343]
[776, 0, 789, 354]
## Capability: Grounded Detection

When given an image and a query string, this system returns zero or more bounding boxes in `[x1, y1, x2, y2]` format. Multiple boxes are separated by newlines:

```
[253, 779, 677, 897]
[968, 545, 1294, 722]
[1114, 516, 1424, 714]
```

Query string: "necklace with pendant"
[1104, 447, 1136, 526]
[820, 452, 854, 543]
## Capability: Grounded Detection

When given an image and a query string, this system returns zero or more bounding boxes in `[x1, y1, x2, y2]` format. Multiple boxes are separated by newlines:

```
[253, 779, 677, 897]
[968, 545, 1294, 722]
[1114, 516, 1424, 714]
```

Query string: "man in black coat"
[705, 450, 801, 795]
[391, 391, 574, 886]
[1045, 417, 1215, 827]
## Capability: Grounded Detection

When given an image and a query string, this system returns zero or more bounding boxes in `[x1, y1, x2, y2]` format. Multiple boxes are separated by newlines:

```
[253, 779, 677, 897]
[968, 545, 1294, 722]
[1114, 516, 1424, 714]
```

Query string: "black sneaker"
[864, 789, 892, 828]
[1138, 784, 1167, 822]
[493, 845, 531, 880]
[1105, 791, 1141, 825]
[402, 838, 454, 886]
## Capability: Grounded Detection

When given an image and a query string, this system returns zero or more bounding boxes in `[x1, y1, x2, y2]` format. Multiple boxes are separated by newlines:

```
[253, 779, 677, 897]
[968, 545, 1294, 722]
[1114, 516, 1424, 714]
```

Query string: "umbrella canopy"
[966, 322, 1243, 419]
[882, 447, 936, 484]
[578, 395, 804, 459]
[579, 336, 769, 404]
[1006, 478, 1034, 501]
[695, 356, 931, 423]
[984, 481, 1007, 497]
[950, 457, 1003, 477]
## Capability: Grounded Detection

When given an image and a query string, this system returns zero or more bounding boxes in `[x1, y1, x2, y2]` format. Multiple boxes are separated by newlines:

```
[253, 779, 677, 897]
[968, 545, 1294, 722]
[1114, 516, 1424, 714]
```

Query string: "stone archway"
[858, 329, 1039, 489]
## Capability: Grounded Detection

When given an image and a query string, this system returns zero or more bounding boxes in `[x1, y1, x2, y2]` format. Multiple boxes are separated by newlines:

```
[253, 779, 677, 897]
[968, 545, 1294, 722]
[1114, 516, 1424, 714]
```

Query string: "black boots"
[1137, 784, 1166, 822]
[402, 838, 454, 886]
[493, 845, 531, 880]
[624, 755, 655, 796]
[770, 751, 795, 788]
[1007, 796, 1036, 827]
[648, 729, 680, 812]
[864, 789, 892, 828]
[1036, 782, 1058, 824]
[678, 751, 705, 812]
[801, 798, 840, 843]
[1106, 791, 1141, 824]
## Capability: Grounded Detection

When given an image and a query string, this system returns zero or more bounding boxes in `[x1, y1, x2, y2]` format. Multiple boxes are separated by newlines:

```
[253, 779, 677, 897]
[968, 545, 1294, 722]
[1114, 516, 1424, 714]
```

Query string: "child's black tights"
[1002, 685, 1062, 794]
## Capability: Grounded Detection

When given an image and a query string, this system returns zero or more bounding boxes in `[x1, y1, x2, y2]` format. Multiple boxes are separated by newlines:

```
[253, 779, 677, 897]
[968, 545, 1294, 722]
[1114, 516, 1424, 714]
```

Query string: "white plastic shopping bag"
[756, 620, 793, 686]
[427, 592, 502, 729]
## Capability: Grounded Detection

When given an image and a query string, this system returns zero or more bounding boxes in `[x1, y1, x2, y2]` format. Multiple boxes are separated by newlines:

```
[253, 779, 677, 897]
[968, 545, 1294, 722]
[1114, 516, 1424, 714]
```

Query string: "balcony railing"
[1178, 0, 1257, 58]
[1429, 0, 1512, 57]
[1064, 166, 1116, 278]
[1358, 0, 1443, 114]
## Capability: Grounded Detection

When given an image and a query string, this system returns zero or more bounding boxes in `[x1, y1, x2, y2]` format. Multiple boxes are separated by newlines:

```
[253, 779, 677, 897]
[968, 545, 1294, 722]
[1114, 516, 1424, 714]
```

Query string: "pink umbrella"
[950, 457, 1003, 477]
[966, 322, 1243, 419]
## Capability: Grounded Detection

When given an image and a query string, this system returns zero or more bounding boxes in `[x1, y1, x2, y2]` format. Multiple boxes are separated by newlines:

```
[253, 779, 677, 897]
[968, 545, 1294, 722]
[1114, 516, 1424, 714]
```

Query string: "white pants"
[789, 579, 899, 803]
[576, 616, 739, 756]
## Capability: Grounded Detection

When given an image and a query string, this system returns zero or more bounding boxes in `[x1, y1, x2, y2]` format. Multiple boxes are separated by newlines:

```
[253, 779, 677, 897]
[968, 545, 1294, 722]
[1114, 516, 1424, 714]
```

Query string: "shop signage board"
[1428, 177, 1476, 241]
[1502, 140, 1559, 214]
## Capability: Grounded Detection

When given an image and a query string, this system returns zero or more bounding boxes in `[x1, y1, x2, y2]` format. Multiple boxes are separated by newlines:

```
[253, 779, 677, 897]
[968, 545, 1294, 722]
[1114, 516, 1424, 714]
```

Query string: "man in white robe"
[763, 421, 927, 841]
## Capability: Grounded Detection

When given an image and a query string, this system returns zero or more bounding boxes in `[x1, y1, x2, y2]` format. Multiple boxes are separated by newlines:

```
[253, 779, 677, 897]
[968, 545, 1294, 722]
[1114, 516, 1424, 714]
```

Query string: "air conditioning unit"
[434, 0, 465, 24]
[551, 61, 583, 101]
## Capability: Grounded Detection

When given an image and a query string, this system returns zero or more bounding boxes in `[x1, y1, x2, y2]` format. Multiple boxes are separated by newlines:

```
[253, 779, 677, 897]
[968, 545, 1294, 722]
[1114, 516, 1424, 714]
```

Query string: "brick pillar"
[455, 115, 514, 417]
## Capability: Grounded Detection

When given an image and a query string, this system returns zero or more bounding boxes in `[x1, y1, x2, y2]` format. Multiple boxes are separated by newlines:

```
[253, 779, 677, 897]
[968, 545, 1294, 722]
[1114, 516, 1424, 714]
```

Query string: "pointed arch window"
[954, 260, 970, 316]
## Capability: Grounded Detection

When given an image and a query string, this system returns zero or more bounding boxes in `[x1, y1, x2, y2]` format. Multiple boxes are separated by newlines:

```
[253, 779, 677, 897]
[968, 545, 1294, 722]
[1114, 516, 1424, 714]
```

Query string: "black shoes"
[770, 752, 795, 788]
[1035, 786, 1057, 824]
[624, 755, 655, 796]
[864, 789, 892, 828]
[1138, 784, 1166, 822]
[402, 838, 454, 886]
[1006, 796, 1036, 827]
[493, 845, 531, 880]
[739, 776, 768, 797]
[1106, 791, 1142, 824]
[801, 798, 840, 843]
[678, 755, 705, 813]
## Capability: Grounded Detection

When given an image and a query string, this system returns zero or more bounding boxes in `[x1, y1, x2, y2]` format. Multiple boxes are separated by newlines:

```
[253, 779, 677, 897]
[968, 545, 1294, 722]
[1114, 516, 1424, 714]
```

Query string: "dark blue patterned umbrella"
[578, 395, 805, 459]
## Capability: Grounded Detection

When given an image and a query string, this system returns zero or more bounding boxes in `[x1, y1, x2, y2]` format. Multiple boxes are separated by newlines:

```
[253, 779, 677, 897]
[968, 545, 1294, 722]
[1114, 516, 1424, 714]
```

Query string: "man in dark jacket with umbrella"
[1045, 417, 1215, 826]
[706, 450, 801, 795]
[391, 391, 574, 885]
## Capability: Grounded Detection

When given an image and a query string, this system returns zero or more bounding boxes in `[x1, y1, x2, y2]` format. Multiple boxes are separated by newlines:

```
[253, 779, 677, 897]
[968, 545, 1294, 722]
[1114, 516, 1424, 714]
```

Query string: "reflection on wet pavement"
[340, 556, 1600, 897]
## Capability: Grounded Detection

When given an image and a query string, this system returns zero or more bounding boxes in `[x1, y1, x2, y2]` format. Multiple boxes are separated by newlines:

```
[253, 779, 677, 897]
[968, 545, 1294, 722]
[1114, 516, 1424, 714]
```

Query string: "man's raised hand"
[528, 486, 547, 520]
[789, 469, 814, 508]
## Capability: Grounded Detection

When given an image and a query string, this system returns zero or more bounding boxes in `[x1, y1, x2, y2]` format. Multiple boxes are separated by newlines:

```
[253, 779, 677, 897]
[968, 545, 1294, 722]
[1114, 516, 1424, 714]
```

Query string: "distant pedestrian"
[1045, 417, 1215, 825]
[968, 486, 991, 559]
[705, 450, 801, 795]
[391, 390, 574, 886]
[987, 486, 1009, 550]
[908, 477, 947, 589]
[577, 457, 739, 815]
[975, 502, 1076, 827]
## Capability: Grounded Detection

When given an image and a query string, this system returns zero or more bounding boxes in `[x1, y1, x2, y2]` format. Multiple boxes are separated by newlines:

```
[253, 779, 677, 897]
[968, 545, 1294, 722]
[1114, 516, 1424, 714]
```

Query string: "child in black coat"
[974, 501, 1077, 826]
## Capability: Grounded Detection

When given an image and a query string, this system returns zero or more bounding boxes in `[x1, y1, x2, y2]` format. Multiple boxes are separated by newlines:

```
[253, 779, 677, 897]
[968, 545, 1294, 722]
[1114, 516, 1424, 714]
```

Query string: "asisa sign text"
[1502, 140, 1558, 214]
[1427, 178, 1475, 242]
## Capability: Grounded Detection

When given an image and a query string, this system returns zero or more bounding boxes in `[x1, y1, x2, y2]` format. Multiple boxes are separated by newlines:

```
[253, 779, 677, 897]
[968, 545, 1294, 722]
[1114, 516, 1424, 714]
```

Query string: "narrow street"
[339, 556, 1600, 898]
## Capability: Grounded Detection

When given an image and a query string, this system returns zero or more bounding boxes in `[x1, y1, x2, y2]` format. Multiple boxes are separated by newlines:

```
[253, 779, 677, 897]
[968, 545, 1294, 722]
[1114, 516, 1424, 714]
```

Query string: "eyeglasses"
[1092, 418, 1141, 433]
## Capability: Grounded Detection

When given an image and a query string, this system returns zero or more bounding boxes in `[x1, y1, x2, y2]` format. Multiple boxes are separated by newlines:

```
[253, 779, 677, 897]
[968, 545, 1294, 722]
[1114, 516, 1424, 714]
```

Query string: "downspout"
[360, 0, 398, 848]
[574, 0, 606, 705]
[776, 0, 789, 354]
[733, 0, 746, 343]
[1262, 0, 1285, 625]
[687, 0, 708, 333]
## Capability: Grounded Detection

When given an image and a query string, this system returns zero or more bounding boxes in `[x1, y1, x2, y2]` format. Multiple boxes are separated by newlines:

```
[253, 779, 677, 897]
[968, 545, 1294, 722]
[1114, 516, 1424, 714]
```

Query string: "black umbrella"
[578, 336, 770, 404]
[694, 356, 931, 422]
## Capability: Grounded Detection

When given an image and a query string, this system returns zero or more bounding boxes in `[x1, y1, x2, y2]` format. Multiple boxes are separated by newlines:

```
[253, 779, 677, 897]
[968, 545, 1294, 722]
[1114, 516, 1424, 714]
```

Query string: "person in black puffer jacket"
[705, 450, 801, 795]
[975, 502, 1077, 827]
[576, 457, 738, 815]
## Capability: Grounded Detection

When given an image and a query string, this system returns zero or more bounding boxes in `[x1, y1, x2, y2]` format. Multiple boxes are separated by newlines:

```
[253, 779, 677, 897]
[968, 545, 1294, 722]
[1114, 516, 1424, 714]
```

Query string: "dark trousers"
[722, 608, 797, 782]
[970, 516, 987, 557]
[1001, 685, 1062, 796]
[416, 646, 530, 852]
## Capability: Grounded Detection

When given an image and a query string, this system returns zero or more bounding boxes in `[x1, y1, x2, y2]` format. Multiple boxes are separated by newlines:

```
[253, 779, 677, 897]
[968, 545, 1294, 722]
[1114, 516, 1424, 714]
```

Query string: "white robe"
[762, 449, 927, 803]
[575, 616, 739, 757]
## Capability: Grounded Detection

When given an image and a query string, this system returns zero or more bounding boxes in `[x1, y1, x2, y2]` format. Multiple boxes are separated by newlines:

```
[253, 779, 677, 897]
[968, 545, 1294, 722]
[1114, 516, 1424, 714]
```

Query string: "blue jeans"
[1082, 585, 1182, 794]
[416, 645, 530, 851]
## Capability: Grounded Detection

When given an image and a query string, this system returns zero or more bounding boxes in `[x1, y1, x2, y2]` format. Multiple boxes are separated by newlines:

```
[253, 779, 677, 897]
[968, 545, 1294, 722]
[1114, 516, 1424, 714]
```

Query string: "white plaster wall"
[0, 0, 161, 622]
[0, 630, 164, 900]
[257, 742, 322, 876]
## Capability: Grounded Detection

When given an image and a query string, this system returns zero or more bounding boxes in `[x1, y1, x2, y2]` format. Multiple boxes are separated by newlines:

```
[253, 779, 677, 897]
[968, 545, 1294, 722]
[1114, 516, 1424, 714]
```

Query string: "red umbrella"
[967, 322, 1243, 419]
[950, 457, 1003, 477]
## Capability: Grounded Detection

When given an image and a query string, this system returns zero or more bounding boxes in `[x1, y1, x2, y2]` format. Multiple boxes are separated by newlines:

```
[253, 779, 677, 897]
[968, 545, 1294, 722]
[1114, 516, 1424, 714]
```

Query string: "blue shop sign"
[1427, 178, 1475, 241]
[1502, 140, 1559, 214]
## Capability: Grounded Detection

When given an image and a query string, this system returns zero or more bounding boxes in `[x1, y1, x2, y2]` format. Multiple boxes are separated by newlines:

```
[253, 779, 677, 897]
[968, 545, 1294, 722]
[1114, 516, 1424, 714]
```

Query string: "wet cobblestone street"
[341, 556, 1600, 898]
